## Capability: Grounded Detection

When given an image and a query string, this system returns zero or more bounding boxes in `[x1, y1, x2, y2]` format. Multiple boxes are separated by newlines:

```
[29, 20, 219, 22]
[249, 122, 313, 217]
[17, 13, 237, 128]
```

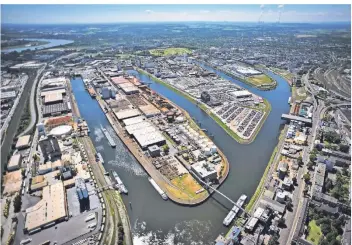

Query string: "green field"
[307, 220, 322, 245]
[149, 47, 192, 56]
[247, 74, 274, 86]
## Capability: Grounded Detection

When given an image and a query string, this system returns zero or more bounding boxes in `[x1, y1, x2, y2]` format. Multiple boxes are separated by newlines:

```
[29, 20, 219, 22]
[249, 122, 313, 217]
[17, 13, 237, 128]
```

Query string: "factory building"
[38, 134, 62, 161]
[101, 87, 112, 99]
[191, 160, 218, 181]
[148, 145, 161, 157]
[75, 178, 90, 212]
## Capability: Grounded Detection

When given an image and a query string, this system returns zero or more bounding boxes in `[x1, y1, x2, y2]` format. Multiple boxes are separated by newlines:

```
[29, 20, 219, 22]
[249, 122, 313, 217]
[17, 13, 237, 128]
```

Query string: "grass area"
[245, 146, 278, 212]
[247, 74, 275, 86]
[270, 67, 294, 82]
[292, 86, 308, 101]
[149, 47, 192, 56]
[171, 174, 206, 199]
[307, 220, 322, 245]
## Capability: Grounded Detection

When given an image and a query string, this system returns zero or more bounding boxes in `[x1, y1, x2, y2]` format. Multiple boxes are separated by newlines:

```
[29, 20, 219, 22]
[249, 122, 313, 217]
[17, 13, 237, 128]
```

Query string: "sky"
[1, 4, 351, 24]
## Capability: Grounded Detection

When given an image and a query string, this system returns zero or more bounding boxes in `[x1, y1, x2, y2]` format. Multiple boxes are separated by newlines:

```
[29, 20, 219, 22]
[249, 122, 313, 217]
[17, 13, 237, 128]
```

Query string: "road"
[18, 64, 46, 137]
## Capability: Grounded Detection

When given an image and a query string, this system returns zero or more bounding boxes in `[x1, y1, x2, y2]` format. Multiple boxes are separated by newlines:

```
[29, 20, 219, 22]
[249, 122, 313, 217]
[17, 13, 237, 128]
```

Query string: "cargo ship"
[111, 171, 128, 194]
[101, 126, 116, 148]
[223, 194, 247, 226]
[87, 87, 96, 98]
[288, 97, 291, 105]
[96, 152, 104, 164]
[148, 177, 168, 200]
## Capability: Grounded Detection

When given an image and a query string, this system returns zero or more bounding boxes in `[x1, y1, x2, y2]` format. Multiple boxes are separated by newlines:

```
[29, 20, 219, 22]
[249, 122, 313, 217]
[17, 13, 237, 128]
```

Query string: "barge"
[111, 171, 128, 194]
[101, 126, 116, 147]
[223, 194, 247, 226]
[148, 177, 168, 200]
[96, 152, 104, 164]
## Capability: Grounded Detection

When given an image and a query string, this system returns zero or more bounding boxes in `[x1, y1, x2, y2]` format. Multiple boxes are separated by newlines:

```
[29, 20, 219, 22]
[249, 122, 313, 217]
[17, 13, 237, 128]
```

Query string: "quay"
[89, 71, 231, 206]
[148, 177, 168, 200]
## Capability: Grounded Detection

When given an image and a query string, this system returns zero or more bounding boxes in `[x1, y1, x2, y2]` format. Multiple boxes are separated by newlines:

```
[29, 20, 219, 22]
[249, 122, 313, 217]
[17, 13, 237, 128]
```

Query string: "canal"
[70, 66, 291, 244]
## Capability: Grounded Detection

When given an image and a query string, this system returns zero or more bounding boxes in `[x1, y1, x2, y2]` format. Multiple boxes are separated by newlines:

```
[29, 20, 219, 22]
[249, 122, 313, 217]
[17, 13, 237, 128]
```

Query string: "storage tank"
[204, 147, 211, 156]
[210, 145, 217, 154]
[278, 167, 287, 180]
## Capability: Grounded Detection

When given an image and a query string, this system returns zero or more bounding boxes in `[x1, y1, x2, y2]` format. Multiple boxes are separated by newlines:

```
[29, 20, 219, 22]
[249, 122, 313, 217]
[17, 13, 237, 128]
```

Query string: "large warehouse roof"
[25, 182, 67, 232]
[125, 121, 152, 135]
[114, 109, 141, 120]
[134, 130, 165, 149]
[122, 116, 146, 126]
[231, 90, 252, 98]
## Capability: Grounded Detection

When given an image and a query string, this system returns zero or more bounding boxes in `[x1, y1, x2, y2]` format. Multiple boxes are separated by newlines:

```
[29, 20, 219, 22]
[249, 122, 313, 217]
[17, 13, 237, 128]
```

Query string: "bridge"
[281, 114, 312, 126]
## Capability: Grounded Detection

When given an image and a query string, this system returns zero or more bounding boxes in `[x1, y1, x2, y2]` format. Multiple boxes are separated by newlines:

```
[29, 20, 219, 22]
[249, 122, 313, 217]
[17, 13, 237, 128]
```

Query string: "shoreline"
[81, 74, 230, 206]
[136, 67, 271, 144]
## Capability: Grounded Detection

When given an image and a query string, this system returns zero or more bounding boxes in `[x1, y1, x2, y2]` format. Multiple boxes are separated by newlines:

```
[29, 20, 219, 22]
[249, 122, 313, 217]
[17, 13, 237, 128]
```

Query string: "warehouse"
[41, 89, 66, 97]
[44, 92, 63, 104]
[1, 91, 17, 100]
[231, 90, 252, 99]
[125, 121, 153, 135]
[25, 182, 67, 232]
[111, 76, 130, 85]
[133, 130, 166, 149]
[139, 104, 161, 118]
[119, 82, 139, 94]
[122, 116, 146, 126]
[7, 154, 22, 171]
[42, 102, 71, 117]
[191, 160, 218, 181]
[113, 108, 141, 120]
[16, 135, 31, 149]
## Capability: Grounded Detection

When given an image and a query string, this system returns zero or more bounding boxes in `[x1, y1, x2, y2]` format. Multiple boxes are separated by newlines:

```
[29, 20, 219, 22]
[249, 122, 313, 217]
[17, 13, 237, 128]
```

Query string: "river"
[1, 38, 74, 53]
[70, 65, 291, 245]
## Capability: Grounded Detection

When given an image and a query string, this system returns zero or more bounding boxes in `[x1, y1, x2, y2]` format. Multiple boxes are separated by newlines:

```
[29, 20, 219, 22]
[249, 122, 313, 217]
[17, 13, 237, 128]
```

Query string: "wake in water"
[94, 127, 104, 143]
[132, 219, 213, 245]
[96, 145, 104, 151]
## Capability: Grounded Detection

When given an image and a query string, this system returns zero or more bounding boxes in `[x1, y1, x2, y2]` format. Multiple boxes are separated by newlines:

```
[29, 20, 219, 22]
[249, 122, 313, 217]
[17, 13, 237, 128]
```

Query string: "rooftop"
[25, 182, 67, 231]
[15, 135, 31, 149]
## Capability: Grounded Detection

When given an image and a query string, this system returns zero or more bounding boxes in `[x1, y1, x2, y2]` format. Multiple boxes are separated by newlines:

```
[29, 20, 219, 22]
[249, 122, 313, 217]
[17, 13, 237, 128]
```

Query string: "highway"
[18, 64, 46, 137]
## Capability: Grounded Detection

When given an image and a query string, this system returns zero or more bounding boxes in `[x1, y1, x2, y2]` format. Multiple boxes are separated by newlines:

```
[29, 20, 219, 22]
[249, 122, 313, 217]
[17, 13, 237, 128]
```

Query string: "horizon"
[1, 4, 351, 24]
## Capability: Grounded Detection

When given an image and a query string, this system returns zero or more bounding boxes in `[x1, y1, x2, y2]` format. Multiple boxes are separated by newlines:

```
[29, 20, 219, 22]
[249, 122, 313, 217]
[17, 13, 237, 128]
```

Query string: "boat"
[97, 152, 104, 164]
[288, 97, 292, 104]
[101, 126, 116, 147]
[223, 194, 247, 226]
[111, 171, 128, 194]
[148, 177, 168, 200]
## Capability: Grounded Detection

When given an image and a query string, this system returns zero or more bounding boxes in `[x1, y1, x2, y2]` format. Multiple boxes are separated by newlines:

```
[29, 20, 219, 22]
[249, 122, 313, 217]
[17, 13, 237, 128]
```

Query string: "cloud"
[260, 4, 265, 9]
[145, 10, 153, 14]
[200, 10, 210, 13]
[278, 4, 284, 9]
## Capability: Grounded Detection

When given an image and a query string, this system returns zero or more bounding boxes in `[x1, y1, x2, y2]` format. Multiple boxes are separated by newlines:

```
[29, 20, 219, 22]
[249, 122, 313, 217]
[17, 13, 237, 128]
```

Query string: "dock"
[101, 126, 116, 147]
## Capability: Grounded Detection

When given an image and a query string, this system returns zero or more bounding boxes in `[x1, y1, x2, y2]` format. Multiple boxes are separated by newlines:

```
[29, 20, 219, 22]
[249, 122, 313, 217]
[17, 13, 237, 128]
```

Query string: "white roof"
[125, 121, 152, 134]
[232, 90, 252, 97]
[122, 116, 146, 126]
[114, 109, 141, 120]
[253, 207, 265, 219]
[50, 125, 72, 136]
[134, 130, 165, 148]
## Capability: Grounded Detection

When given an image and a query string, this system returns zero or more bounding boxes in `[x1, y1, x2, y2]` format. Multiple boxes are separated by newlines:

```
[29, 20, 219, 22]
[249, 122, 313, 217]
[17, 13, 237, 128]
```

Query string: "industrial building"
[7, 154, 22, 171]
[231, 90, 252, 99]
[139, 104, 161, 118]
[2, 170, 23, 196]
[113, 108, 141, 120]
[75, 178, 90, 212]
[201, 91, 210, 102]
[42, 102, 71, 117]
[15, 135, 31, 149]
[191, 160, 218, 181]
[25, 182, 67, 233]
[1, 91, 17, 100]
[38, 134, 62, 161]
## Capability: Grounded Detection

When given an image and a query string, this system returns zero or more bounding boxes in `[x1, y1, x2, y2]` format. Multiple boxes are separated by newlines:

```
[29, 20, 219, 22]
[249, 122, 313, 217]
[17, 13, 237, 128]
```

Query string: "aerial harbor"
[1, 4, 351, 245]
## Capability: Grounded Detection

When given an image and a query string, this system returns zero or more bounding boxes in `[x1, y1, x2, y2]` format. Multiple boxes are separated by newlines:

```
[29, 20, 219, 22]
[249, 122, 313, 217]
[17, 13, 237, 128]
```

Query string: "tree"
[21, 168, 26, 178]
[309, 153, 317, 162]
[297, 156, 303, 166]
[268, 234, 280, 245]
[162, 144, 169, 153]
[278, 217, 286, 226]
[307, 161, 315, 169]
[320, 223, 331, 235]
[303, 173, 311, 183]
[13, 194, 22, 213]
[286, 199, 293, 211]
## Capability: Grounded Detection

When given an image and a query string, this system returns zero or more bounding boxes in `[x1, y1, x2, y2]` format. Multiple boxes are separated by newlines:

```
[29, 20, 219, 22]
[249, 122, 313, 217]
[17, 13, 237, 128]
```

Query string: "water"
[1, 38, 74, 53]
[70, 65, 291, 244]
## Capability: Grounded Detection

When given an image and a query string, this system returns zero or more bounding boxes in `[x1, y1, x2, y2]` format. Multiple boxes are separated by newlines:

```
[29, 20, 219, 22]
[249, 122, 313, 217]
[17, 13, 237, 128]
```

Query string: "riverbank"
[136, 67, 271, 144]
[198, 60, 277, 91]
[69, 79, 133, 245]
